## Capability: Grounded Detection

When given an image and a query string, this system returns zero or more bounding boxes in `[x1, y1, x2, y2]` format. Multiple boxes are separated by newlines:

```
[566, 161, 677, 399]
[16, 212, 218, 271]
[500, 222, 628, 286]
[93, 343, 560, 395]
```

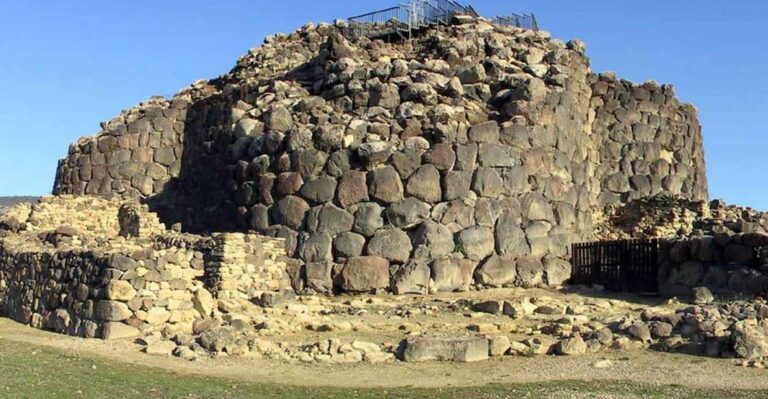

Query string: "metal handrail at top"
[421, 2, 449, 26]
[494, 13, 538, 31]
[348, 1, 539, 40]
[347, 2, 453, 40]
[348, 6, 401, 21]
[463, 4, 480, 17]
[348, 6, 409, 39]
[435, 0, 467, 15]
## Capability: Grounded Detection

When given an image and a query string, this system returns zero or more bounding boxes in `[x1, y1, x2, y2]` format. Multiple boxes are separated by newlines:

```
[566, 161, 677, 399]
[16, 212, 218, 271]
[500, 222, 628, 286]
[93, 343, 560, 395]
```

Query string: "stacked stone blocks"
[206, 233, 289, 299]
[660, 233, 768, 298]
[0, 197, 292, 339]
[48, 19, 709, 294]
[52, 96, 189, 199]
[590, 74, 708, 206]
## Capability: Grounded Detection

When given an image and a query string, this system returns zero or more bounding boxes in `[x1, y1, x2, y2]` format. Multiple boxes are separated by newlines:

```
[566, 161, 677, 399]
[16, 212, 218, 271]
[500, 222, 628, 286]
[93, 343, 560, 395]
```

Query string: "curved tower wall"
[52, 21, 708, 292]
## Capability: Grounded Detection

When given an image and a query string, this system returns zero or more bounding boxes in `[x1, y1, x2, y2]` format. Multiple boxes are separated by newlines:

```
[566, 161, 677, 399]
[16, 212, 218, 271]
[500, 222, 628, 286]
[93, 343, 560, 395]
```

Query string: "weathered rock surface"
[367, 229, 412, 263]
[402, 337, 489, 362]
[340, 256, 390, 292]
[390, 261, 430, 295]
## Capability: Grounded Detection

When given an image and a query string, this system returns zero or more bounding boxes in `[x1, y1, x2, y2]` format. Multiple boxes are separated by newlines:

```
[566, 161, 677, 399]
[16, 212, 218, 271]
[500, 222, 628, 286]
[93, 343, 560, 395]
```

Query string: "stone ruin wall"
[659, 233, 768, 298]
[49, 19, 708, 295]
[205, 232, 291, 299]
[0, 197, 291, 339]
[52, 97, 189, 199]
[16, 195, 165, 237]
[590, 73, 708, 206]
[0, 239, 208, 339]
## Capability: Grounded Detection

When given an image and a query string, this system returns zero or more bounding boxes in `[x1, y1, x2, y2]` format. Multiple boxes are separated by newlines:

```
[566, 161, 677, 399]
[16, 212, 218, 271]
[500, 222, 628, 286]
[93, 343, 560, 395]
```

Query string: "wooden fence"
[571, 239, 661, 293]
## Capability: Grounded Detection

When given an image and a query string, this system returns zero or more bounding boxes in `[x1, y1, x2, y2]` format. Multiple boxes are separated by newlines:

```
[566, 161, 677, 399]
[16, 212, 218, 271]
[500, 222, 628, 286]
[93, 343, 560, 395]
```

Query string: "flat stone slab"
[402, 337, 489, 362]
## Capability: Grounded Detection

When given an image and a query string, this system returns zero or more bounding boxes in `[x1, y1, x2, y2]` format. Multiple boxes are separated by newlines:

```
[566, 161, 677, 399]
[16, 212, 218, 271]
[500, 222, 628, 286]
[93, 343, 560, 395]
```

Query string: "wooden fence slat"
[570, 238, 660, 293]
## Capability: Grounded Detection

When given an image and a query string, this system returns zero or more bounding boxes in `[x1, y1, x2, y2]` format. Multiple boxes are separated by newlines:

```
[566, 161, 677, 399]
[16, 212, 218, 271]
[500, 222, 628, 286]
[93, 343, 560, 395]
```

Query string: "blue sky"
[0, 0, 766, 210]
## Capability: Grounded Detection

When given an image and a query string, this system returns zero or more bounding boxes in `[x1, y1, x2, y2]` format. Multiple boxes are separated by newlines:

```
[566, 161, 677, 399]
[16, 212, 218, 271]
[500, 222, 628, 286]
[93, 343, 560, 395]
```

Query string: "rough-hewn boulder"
[516, 256, 544, 287]
[336, 170, 368, 208]
[353, 202, 384, 237]
[390, 261, 430, 295]
[431, 256, 476, 292]
[406, 165, 442, 203]
[340, 256, 390, 292]
[369, 166, 404, 203]
[456, 226, 494, 261]
[412, 221, 455, 258]
[475, 254, 516, 287]
[367, 228, 413, 263]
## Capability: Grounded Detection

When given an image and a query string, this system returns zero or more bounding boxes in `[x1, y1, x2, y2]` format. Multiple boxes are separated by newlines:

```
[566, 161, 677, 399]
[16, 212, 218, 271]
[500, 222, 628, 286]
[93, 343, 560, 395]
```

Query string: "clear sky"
[0, 0, 766, 209]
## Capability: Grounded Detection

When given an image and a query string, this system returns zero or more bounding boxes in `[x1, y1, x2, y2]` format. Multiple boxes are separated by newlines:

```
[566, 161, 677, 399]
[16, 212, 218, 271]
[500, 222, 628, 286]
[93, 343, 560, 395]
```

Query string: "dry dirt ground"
[1, 287, 767, 391]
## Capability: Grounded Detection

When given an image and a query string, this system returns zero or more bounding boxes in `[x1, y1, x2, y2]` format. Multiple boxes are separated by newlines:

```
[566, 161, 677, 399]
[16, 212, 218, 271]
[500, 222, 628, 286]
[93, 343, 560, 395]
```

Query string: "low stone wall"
[659, 233, 768, 298]
[206, 233, 290, 299]
[19, 195, 165, 238]
[0, 196, 292, 340]
[0, 239, 207, 339]
[0, 233, 291, 339]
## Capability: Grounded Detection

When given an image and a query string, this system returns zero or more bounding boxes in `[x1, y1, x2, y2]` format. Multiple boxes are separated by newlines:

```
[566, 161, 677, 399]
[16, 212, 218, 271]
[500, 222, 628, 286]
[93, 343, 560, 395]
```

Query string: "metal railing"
[494, 13, 538, 31]
[464, 4, 480, 17]
[348, 1, 538, 40]
[348, 6, 410, 40]
[435, 0, 469, 16]
[421, 2, 448, 26]
[348, 0, 471, 40]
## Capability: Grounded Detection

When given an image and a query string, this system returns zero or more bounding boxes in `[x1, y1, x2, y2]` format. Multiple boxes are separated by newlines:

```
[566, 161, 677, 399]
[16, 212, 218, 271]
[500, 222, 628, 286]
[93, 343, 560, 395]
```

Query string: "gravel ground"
[0, 314, 765, 391]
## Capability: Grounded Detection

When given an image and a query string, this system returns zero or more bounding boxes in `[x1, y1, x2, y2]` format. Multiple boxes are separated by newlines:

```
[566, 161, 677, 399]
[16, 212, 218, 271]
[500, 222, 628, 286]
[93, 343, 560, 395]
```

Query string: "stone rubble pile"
[461, 295, 768, 363]
[119, 288, 768, 367]
[595, 195, 768, 241]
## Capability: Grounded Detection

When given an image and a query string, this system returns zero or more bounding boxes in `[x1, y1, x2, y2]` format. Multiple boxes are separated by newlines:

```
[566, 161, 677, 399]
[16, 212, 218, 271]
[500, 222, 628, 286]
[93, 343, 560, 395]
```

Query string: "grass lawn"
[0, 338, 764, 399]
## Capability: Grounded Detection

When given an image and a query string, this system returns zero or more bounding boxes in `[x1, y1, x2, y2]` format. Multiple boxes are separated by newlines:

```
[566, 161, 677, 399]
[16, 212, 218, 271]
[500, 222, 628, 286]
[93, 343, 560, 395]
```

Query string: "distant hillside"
[0, 196, 38, 215]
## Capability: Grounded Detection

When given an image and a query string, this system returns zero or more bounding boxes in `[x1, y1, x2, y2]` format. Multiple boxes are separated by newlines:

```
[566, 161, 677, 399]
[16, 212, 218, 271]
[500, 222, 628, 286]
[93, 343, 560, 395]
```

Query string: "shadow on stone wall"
[145, 56, 325, 234]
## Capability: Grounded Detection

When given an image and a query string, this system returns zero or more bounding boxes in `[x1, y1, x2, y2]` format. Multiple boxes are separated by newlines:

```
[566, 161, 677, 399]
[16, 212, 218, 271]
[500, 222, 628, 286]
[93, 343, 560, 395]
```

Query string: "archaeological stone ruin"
[4, 5, 768, 365]
[49, 10, 709, 294]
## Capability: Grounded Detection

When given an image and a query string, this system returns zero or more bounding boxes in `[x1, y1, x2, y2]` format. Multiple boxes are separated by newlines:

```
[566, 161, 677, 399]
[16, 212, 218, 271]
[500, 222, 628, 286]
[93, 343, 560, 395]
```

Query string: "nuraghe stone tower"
[51, 17, 707, 294]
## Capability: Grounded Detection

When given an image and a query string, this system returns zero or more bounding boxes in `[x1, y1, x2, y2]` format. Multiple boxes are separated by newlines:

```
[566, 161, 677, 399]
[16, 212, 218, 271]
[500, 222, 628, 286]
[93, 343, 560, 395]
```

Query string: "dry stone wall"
[0, 197, 291, 339]
[53, 97, 189, 199]
[49, 18, 709, 294]
[659, 233, 768, 298]
[16, 195, 165, 238]
[205, 233, 290, 299]
[590, 73, 708, 206]
[0, 237, 208, 339]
